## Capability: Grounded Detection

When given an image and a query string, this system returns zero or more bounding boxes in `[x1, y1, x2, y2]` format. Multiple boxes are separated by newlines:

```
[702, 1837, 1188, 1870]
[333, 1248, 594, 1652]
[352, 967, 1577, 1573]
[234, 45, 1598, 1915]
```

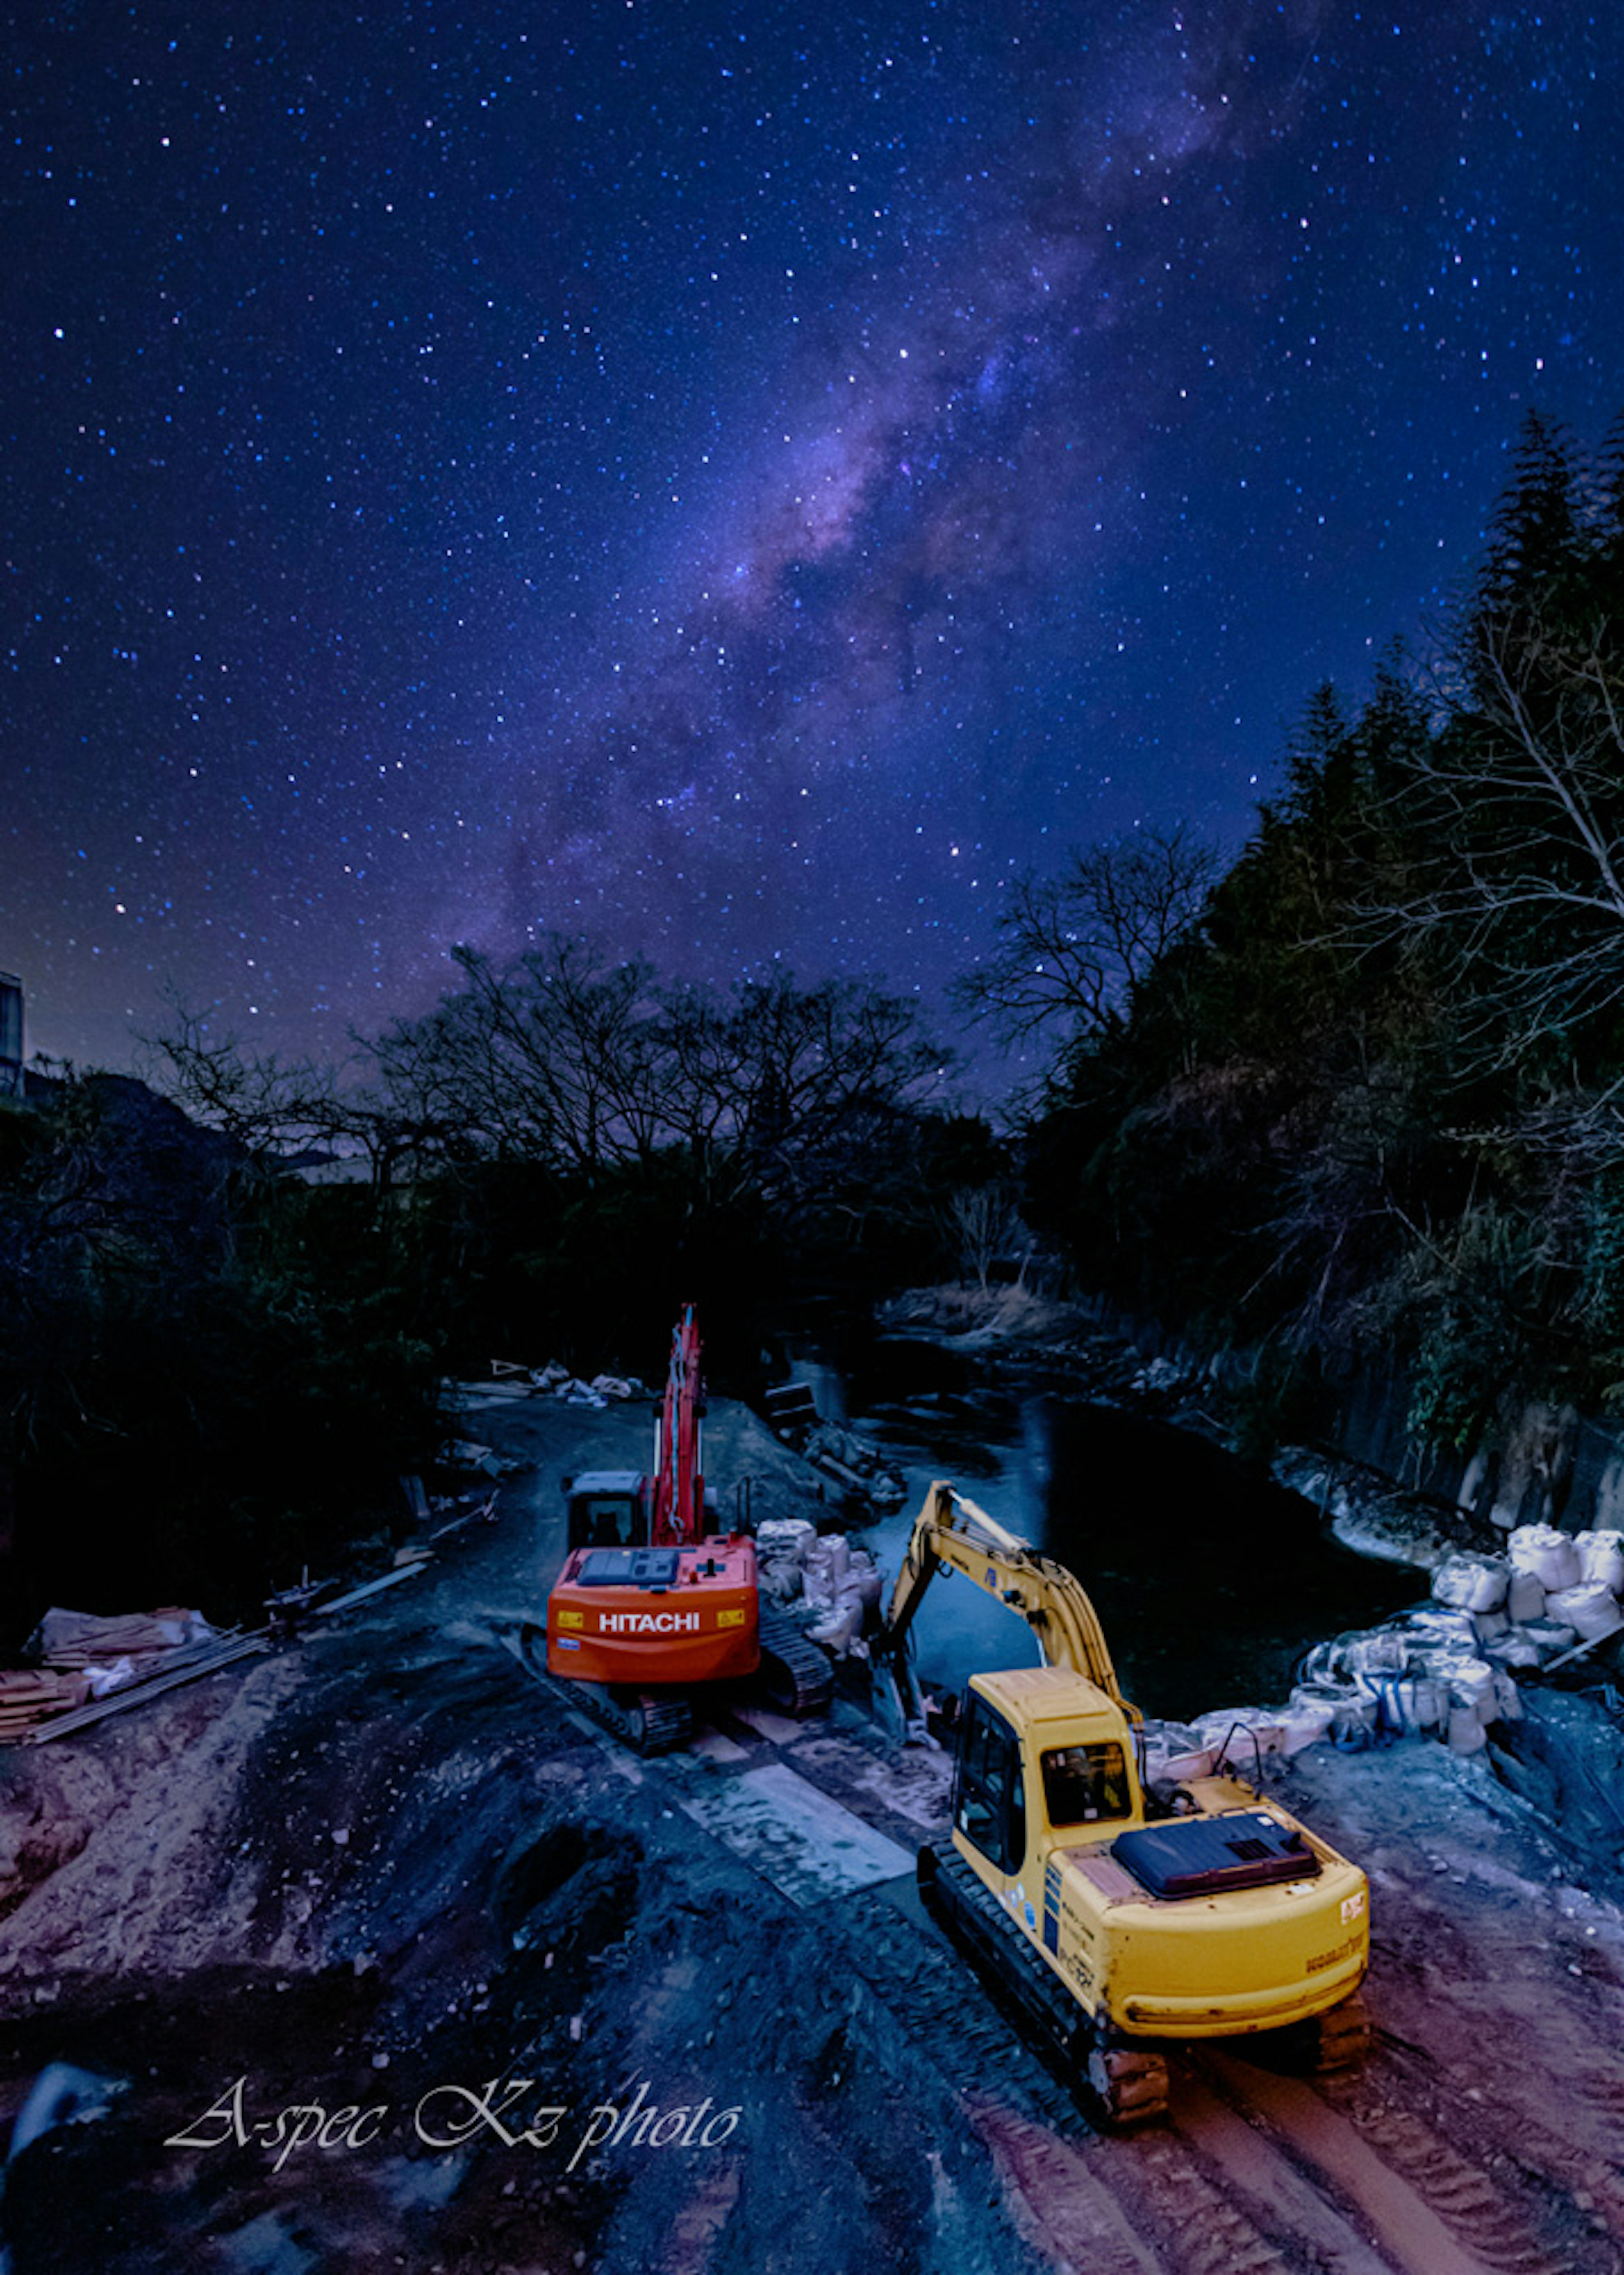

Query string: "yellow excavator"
[882, 1482, 1370, 2124]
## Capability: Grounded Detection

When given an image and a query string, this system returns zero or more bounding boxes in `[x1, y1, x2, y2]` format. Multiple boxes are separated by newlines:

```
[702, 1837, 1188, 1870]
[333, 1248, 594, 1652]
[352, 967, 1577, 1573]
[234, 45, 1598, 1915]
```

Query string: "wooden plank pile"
[0, 1607, 215, 1743]
[30, 1607, 208, 1674]
[0, 1669, 91, 1739]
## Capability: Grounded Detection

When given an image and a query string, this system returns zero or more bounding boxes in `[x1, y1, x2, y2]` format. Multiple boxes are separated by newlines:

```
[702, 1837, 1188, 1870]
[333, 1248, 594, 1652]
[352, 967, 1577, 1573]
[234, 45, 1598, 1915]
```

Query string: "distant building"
[0, 971, 22, 1098]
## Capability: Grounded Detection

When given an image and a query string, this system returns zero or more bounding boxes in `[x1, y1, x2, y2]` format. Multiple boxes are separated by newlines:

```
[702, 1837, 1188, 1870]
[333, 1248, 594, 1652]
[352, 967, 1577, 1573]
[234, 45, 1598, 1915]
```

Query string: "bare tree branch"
[954, 824, 1220, 1051]
[1366, 610, 1624, 1065]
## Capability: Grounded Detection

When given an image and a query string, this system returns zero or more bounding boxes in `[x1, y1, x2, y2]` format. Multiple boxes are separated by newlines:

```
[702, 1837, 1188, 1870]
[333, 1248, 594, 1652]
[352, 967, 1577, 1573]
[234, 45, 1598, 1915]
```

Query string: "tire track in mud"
[1337, 2089, 1614, 2275]
[1366, 2032, 1624, 2262]
[1576, 2067, 1624, 2122]
[1355, 1929, 1624, 2259]
[1193, 2050, 1618, 2275]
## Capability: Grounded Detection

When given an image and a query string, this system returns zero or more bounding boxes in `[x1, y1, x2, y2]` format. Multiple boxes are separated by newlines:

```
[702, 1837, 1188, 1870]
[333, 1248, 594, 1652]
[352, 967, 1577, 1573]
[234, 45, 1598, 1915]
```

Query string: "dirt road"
[1, 1387, 1621, 2274]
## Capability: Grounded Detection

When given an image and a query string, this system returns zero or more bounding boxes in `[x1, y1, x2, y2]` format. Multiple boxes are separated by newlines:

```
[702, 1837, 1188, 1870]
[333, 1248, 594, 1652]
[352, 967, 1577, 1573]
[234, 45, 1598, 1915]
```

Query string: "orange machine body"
[543, 1305, 762, 1692]
[545, 1538, 761, 1685]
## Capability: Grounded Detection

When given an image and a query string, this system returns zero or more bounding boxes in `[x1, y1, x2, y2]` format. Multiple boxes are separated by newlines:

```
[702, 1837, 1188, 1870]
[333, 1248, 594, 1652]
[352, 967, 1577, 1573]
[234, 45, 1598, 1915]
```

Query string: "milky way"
[5, 3, 1621, 1075]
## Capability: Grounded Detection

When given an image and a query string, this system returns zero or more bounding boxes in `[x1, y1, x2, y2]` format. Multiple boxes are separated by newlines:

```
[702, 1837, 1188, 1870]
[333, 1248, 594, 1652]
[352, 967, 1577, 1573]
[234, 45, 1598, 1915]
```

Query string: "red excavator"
[531, 1305, 832, 1752]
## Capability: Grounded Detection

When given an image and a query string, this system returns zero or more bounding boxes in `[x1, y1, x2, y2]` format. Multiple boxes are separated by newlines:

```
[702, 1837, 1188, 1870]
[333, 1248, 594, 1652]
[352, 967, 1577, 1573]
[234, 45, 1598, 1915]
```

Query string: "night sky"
[5, 3, 1621, 1079]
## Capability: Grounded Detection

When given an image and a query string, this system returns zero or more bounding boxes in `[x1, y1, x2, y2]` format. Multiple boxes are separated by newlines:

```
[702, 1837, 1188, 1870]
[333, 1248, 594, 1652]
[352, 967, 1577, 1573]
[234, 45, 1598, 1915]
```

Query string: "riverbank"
[872, 1281, 1497, 1569]
[867, 1283, 1624, 1890]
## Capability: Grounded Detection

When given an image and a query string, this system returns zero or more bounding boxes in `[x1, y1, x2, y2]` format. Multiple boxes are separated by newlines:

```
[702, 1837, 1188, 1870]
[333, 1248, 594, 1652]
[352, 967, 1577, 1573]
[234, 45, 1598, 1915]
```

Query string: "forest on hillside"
[989, 409, 1624, 1455]
[4, 405, 1623, 1630]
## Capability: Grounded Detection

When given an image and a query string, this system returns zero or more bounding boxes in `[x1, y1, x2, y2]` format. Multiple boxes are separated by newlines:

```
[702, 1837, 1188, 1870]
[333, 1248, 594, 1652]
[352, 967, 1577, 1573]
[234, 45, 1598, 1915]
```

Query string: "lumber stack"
[0, 1669, 91, 1739]
[30, 1606, 213, 1673]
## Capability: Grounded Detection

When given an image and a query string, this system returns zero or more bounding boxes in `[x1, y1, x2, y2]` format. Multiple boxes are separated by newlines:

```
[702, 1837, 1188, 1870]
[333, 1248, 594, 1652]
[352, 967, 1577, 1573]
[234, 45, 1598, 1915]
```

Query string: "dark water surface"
[795, 1334, 1419, 1726]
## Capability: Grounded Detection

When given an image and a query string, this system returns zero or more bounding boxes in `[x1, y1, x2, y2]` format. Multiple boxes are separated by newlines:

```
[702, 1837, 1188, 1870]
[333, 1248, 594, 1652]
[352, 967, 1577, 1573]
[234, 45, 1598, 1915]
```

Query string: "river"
[790, 1332, 1420, 1727]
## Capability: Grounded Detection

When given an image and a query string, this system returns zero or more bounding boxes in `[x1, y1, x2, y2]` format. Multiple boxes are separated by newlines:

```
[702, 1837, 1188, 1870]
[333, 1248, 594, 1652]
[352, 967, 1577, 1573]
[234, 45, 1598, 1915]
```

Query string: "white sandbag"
[1439, 1656, 1498, 1716]
[1295, 1640, 1350, 1691]
[1278, 1699, 1338, 1754]
[1506, 1570, 1546, 1624]
[807, 1599, 863, 1655]
[1328, 1697, 1379, 1746]
[1194, 1708, 1287, 1766]
[1160, 1747, 1218, 1782]
[756, 1517, 817, 1562]
[801, 1537, 843, 1610]
[1448, 1705, 1487, 1754]
[1399, 1607, 1479, 1651]
[756, 1561, 804, 1605]
[1576, 1529, 1624, 1594]
[1492, 1670, 1522, 1721]
[1344, 1630, 1409, 1676]
[1544, 1582, 1624, 1642]
[1431, 1553, 1509, 1613]
[1471, 1609, 1510, 1643]
[1507, 1523, 1580, 1592]
[1483, 1631, 1542, 1671]
[1394, 1676, 1447, 1732]
[845, 1547, 883, 1609]
[1141, 1722, 1217, 1785]
[1519, 1617, 1580, 1661]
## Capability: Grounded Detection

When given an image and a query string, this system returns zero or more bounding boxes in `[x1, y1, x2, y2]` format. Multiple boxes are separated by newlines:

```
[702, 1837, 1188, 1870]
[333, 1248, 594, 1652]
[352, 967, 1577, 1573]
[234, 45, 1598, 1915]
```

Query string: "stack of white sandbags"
[1424, 1525, 1624, 1671]
[1165, 1520, 1623, 1777]
[801, 1532, 883, 1656]
[754, 1517, 819, 1602]
[1502, 1525, 1622, 1656]
[1539, 1525, 1624, 1647]
[750, 1520, 880, 1654]
[1292, 1602, 1520, 1753]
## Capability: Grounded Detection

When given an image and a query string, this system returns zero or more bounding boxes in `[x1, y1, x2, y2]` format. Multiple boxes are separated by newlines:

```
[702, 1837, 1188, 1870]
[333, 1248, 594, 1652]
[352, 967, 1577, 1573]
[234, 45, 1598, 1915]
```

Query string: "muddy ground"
[2, 1385, 1623, 2275]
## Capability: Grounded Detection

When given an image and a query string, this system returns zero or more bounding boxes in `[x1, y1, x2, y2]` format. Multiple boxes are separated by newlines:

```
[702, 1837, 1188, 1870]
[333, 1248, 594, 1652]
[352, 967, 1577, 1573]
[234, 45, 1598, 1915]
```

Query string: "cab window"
[572, 1495, 637, 1548]
[953, 1695, 1026, 1874]
[1041, 1741, 1131, 1827]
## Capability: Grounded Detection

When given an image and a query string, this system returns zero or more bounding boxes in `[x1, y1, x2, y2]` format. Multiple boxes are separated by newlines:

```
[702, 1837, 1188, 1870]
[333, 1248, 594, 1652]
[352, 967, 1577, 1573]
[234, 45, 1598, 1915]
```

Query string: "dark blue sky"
[5, 2, 1620, 1076]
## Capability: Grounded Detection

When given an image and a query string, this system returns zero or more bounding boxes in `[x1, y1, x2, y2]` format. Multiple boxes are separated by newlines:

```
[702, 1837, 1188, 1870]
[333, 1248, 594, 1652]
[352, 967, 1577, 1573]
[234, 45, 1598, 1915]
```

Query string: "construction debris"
[528, 1362, 647, 1405]
[759, 1381, 907, 1508]
[763, 1382, 819, 1434]
[442, 1439, 524, 1478]
[28, 1633, 273, 1745]
[28, 1606, 217, 1675]
[311, 1561, 431, 1618]
[752, 1520, 881, 1657]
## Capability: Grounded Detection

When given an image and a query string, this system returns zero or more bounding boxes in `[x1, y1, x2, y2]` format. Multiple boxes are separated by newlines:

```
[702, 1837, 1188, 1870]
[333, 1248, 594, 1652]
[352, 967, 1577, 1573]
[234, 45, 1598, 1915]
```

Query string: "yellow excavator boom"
[883, 1479, 1139, 1724]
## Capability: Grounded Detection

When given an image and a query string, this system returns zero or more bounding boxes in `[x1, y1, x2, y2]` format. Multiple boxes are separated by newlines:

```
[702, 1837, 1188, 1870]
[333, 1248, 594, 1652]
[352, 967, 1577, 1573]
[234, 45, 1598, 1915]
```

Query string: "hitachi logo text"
[598, 1610, 702, 1634]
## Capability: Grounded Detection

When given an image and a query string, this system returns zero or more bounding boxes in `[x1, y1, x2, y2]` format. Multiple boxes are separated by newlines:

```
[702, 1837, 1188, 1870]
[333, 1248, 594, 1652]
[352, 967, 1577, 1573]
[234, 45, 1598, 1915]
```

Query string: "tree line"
[971, 407, 1624, 1454]
[0, 957, 997, 1640]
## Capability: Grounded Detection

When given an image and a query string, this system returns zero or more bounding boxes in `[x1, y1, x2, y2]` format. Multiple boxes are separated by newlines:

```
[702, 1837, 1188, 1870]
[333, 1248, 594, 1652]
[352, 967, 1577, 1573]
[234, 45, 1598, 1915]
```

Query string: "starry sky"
[5, 2, 1621, 1079]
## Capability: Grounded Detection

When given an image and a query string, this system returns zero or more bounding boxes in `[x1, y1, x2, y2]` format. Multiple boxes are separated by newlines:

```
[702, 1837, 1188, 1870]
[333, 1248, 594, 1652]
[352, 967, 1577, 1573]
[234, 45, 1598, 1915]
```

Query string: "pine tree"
[1476, 409, 1584, 621]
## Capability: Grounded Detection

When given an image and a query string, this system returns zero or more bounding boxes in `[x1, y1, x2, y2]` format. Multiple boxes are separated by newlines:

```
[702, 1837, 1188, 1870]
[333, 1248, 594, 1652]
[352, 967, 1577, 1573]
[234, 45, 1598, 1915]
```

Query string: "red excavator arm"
[651, 1302, 705, 1547]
